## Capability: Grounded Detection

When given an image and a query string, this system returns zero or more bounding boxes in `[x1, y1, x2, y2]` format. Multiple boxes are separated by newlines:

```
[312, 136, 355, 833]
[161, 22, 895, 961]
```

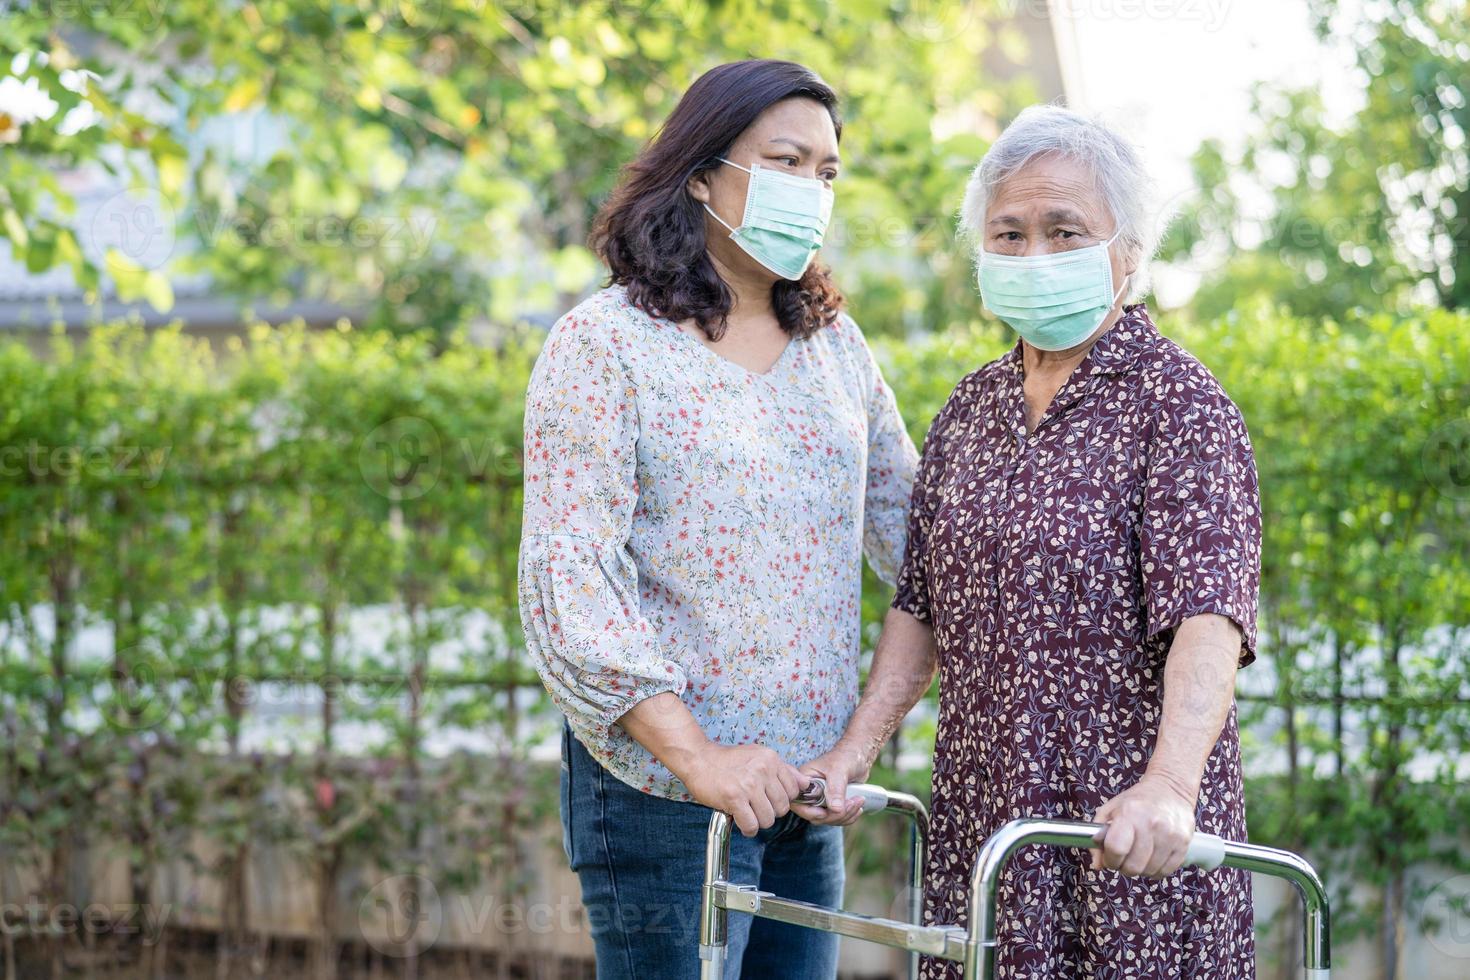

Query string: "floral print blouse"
[519, 284, 918, 801]
[894, 305, 1261, 978]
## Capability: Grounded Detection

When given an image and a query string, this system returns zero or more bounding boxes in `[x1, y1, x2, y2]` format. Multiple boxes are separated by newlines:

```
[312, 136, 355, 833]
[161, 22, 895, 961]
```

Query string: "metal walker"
[698, 781, 1331, 979]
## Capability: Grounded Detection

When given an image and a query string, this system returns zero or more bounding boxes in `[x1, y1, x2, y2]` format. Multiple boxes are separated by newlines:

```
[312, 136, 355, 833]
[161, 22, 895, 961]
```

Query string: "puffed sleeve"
[839, 314, 919, 585]
[518, 313, 688, 754]
[1140, 372, 1262, 667]
[890, 385, 964, 624]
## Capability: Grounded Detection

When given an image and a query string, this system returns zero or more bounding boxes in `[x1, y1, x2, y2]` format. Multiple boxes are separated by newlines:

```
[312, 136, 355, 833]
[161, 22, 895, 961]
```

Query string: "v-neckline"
[668, 319, 796, 380]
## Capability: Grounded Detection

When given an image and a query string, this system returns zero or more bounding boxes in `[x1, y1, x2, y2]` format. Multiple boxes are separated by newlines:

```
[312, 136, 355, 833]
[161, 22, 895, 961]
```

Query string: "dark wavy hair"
[589, 59, 845, 341]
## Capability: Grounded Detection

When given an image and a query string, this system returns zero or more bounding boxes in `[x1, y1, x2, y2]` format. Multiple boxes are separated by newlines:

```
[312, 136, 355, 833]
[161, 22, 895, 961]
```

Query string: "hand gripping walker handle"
[797, 776, 890, 814]
[1088, 825, 1229, 871]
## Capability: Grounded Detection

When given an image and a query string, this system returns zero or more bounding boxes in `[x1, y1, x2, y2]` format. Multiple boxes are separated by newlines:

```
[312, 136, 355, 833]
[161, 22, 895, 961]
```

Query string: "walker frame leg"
[699, 811, 734, 980]
[698, 784, 933, 978]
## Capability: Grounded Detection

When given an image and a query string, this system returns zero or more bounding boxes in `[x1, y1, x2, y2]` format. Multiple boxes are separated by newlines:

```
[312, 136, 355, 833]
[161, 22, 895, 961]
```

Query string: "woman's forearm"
[837, 607, 937, 771]
[618, 691, 807, 836]
[617, 691, 711, 781]
[1144, 613, 1242, 804]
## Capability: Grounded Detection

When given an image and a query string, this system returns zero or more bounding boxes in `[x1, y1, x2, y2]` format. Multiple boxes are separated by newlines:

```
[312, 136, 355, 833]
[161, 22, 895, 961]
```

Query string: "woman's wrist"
[833, 733, 880, 780]
[1139, 765, 1202, 809]
[660, 733, 715, 785]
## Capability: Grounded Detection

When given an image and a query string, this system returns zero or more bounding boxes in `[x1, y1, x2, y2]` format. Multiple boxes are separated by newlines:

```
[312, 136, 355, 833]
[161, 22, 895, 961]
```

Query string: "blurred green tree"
[1162, 0, 1468, 322]
[1, 0, 1049, 341]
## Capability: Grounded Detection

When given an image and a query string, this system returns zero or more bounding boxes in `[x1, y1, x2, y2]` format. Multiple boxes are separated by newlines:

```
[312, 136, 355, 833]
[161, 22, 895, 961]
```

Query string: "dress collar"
[999, 302, 1156, 381]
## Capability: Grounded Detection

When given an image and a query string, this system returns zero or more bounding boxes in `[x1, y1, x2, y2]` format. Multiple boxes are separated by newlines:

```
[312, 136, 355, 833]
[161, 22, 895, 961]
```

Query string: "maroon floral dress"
[893, 305, 1261, 978]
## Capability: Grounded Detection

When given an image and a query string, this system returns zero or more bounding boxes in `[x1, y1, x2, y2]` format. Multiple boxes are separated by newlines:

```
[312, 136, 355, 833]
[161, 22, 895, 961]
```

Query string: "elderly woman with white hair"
[792, 105, 1262, 976]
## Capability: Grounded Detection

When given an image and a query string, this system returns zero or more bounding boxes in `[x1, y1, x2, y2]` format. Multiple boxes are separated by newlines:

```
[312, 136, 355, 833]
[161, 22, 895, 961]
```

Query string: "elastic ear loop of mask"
[1102, 227, 1128, 305]
[701, 157, 753, 234]
[703, 202, 736, 233]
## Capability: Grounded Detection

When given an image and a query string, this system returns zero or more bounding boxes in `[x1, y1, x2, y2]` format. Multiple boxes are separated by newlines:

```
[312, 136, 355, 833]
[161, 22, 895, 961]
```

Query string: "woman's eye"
[779, 156, 799, 167]
[1056, 229, 1078, 239]
[820, 170, 838, 181]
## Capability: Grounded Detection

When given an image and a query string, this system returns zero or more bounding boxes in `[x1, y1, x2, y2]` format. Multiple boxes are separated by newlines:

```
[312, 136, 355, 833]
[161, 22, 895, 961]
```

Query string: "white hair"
[959, 105, 1161, 302]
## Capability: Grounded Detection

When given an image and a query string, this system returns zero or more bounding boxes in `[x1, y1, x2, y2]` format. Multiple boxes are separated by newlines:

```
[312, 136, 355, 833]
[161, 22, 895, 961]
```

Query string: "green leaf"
[2, 208, 29, 249]
[105, 247, 149, 301]
[142, 270, 174, 312]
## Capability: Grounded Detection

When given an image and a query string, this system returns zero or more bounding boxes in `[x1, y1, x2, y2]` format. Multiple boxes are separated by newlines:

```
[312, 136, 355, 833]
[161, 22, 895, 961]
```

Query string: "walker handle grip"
[846, 782, 892, 814]
[1184, 832, 1227, 870]
[1088, 826, 1228, 871]
[795, 778, 892, 814]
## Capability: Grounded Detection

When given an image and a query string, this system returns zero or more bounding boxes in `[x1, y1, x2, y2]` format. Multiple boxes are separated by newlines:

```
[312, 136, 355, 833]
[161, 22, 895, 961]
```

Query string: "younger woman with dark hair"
[518, 59, 917, 977]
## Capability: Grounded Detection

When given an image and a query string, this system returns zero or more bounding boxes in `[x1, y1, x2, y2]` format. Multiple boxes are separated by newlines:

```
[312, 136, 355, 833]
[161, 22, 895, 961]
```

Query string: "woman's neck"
[708, 250, 777, 323]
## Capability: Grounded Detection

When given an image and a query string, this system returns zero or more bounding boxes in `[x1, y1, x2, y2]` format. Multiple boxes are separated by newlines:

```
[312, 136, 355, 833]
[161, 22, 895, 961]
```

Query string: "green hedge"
[1, 304, 1467, 970]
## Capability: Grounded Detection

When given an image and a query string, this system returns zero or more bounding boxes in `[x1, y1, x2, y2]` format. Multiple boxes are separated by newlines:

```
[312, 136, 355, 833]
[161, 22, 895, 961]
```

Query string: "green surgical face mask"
[977, 228, 1129, 351]
[703, 157, 834, 280]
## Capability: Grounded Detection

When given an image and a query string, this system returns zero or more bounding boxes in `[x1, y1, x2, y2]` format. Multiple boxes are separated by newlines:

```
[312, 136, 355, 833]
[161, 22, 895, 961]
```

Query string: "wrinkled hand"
[1089, 773, 1197, 878]
[790, 742, 871, 827]
[678, 742, 807, 838]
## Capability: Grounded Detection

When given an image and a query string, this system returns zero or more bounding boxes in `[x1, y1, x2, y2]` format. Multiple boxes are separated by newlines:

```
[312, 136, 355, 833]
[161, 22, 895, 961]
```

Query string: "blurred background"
[0, 1, 1467, 978]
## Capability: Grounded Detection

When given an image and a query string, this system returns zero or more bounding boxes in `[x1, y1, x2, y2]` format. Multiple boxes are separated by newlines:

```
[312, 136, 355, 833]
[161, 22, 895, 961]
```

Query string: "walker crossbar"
[698, 801, 1332, 980]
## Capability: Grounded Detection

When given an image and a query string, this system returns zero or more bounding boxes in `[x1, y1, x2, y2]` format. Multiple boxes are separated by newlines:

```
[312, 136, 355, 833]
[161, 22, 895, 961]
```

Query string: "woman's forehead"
[988, 155, 1105, 223]
[738, 98, 839, 149]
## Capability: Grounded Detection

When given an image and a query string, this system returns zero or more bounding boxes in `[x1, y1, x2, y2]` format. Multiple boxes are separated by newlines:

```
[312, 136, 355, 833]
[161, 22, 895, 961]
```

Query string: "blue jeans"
[559, 721, 845, 979]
